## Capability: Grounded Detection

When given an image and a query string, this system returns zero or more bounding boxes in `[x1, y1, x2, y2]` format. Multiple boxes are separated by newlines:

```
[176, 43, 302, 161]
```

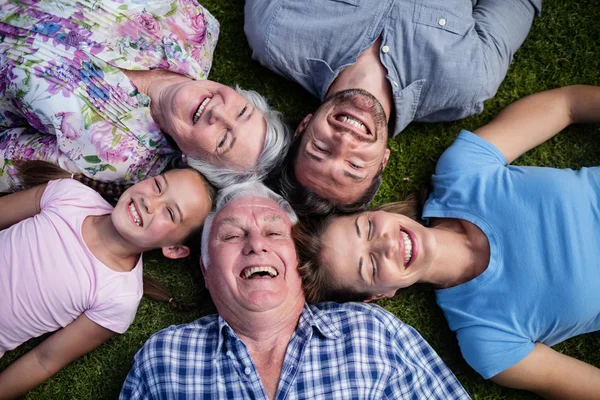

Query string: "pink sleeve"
[40, 179, 112, 213]
[85, 293, 142, 334]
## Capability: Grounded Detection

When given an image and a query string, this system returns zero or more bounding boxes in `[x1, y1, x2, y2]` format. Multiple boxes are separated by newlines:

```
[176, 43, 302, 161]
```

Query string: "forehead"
[212, 196, 291, 230]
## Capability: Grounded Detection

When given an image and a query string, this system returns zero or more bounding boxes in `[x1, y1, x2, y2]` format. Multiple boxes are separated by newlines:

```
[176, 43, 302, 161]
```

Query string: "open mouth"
[128, 200, 143, 227]
[192, 96, 212, 124]
[400, 230, 413, 266]
[334, 113, 372, 136]
[240, 266, 279, 280]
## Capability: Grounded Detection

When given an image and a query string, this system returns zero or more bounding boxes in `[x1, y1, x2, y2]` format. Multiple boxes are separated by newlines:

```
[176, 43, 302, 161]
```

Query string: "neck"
[229, 302, 304, 352]
[422, 219, 490, 289]
[326, 37, 393, 121]
[226, 301, 304, 400]
[84, 214, 143, 271]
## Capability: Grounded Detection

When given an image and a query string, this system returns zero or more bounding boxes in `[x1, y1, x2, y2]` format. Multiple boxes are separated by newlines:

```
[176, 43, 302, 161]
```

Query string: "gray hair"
[187, 87, 290, 189]
[200, 180, 298, 269]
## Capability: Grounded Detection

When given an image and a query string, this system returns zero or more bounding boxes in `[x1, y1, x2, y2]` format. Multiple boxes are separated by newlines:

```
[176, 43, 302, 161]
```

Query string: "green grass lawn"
[2, 0, 600, 398]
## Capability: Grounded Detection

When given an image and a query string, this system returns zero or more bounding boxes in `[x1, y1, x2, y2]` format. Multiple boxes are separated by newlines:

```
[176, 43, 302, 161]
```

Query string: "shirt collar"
[300, 304, 342, 340]
[214, 304, 342, 349]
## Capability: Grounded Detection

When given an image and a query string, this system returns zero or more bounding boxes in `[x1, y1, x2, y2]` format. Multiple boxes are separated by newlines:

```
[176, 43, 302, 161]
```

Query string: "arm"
[475, 85, 600, 163]
[0, 184, 46, 231]
[0, 314, 115, 399]
[491, 342, 600, 399]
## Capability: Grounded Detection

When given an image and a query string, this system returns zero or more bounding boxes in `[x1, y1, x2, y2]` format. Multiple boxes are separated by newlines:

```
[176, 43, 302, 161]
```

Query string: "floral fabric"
[0, 0, 219, 191]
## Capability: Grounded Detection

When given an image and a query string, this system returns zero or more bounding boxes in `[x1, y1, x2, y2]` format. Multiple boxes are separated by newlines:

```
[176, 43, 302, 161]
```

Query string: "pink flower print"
[56, 112, 82, 141]
[89, 120, 132, 164]
[188, 13, 207, 45]
[135, 13, 163, 36]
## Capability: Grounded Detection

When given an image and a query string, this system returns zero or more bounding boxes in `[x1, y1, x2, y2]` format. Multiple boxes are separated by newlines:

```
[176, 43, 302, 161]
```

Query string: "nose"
[242, 230, 270, 255]
[208, 104, 235, 128]
[332, 127, 358, 152]
[142, 195, 164, 215]
[373, 234, 396, 258]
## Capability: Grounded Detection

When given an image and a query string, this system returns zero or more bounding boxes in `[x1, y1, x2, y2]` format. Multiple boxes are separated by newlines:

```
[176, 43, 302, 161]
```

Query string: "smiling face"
[319, 210, 437, 299]
[294, 89, 390, 204]
[111, 169, 212, 252]
[152, 80, 267, 171]
[203, 196, 304, 317]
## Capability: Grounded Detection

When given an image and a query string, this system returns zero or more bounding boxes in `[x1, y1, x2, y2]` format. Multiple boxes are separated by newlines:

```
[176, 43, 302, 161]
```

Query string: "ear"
[162, 245, 190, 259]
[199, 259, 209, 288]
[364, 290, 396, 303]
[294, 114, 313, 137]
[381, 148, 391, 170]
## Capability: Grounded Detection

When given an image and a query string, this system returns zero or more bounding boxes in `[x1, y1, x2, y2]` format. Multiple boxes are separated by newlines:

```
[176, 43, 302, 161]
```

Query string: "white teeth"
[129, 202, 142, 227]
[337, 114, 367, 132]
[241, 266, 279, 279]
[193, 97, 211, 124]
[401, 231, 412, 265]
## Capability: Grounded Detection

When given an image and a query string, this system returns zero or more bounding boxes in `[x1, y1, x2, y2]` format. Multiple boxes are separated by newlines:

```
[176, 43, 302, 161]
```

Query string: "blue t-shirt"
[423, 130, 600, 379]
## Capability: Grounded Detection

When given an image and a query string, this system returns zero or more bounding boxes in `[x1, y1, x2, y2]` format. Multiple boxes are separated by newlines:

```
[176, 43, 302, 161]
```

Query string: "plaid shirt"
[120, 302, 470, 399]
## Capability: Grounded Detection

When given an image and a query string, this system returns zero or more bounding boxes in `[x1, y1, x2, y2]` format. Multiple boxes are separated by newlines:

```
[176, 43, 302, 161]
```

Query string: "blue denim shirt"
[245, 0, 540, 136]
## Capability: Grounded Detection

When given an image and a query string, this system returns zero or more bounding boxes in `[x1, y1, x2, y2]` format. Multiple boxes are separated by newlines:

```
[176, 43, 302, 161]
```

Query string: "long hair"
[17, 161, 127, 205]
[15, 160, 215, 312]
[295, 188, 428, 303]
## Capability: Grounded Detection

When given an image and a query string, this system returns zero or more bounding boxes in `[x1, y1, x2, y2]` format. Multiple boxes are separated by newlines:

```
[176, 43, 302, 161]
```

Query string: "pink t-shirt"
[0, 179, 143, 357]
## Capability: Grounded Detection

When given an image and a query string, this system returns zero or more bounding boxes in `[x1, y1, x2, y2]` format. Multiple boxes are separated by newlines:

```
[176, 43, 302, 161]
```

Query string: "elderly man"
[245, 0, 541, 215]
[119, 181, 470, 399]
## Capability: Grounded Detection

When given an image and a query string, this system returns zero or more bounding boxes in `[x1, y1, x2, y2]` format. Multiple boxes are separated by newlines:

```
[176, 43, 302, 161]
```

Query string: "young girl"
[295, 85, 600, 399]
[0, 162, 214, 397]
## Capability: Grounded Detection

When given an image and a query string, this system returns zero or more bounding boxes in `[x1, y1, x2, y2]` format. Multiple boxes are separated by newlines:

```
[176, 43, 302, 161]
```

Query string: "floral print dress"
[0, 0, 219, 191]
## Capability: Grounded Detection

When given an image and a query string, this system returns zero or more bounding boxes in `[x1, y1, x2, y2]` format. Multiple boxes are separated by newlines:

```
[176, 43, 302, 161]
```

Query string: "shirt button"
[226, 351, 233, 358]
[392, 81, 399, 87]
[381, 45, 390, 54]
[244, 367, 252, 375]
[438, 18, 446, 27]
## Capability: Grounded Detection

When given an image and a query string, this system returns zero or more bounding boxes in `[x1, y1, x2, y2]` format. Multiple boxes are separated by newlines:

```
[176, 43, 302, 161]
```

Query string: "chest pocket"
[413, 4, 472, 36]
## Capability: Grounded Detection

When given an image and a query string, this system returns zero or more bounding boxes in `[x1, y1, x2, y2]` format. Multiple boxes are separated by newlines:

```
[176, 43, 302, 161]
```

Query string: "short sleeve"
[435, 130, 507, 175]
[456, 325, 535, 379]
[41, 179, 112, 214]
[86, 293, 141, 334]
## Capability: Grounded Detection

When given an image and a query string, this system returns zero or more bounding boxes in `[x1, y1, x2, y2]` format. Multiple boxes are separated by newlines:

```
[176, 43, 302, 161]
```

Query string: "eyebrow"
[304, 148, 324, 163]
[343, 170, 366, 183]
[163, 175, 183, 223]
[220, 216, 241, 225]
[355, 216, 364, 279]
[264, 214, 282, 223]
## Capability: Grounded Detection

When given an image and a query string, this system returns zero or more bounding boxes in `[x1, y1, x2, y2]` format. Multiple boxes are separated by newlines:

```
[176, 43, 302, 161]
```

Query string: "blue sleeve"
[435, 130, 507, 175]
[456, 325, 535, 379]
[119, 347, 150, 400]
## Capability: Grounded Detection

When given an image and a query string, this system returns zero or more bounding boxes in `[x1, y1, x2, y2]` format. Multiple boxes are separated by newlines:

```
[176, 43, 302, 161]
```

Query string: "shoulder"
[311, 302, 421, 341]
[134, 314, 220, 364]
[41, 179, 110, 211]
[435, 130, 507, 175]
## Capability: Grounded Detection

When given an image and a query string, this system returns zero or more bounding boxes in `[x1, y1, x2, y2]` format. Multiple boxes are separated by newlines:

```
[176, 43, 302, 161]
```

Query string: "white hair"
[187, 86, 290, 189]
[201, 180, 297, 269]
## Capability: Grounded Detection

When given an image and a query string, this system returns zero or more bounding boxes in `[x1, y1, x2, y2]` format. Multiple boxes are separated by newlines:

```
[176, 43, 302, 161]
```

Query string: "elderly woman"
[0, 0, 288, 191]
[295, 86, 600, 399]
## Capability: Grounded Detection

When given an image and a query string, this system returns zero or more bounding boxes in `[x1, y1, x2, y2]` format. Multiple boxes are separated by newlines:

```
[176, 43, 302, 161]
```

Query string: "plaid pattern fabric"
[120, 302, 470, 399]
